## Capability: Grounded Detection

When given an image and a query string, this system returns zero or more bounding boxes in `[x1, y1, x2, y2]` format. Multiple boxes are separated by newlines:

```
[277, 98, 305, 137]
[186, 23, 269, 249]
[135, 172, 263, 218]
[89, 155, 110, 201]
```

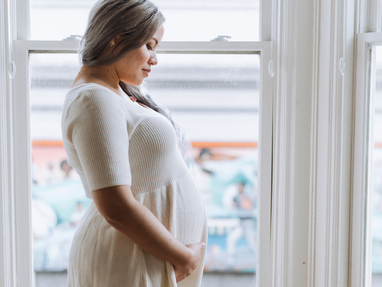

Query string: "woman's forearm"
[92, 185, 195, 268]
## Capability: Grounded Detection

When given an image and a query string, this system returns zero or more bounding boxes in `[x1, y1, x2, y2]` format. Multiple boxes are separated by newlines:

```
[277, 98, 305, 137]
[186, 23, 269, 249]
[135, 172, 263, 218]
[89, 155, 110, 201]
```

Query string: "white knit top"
[61, 83, 207, 287]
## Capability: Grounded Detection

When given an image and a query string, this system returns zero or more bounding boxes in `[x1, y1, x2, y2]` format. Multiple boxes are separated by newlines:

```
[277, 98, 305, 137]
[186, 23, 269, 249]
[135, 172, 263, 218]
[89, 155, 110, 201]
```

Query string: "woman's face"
[114, 24, 165, 86]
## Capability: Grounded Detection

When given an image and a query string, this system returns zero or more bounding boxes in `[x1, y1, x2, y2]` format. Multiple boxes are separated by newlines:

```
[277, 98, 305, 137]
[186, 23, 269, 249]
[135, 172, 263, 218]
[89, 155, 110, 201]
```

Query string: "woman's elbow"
[92, 185, 135, 226]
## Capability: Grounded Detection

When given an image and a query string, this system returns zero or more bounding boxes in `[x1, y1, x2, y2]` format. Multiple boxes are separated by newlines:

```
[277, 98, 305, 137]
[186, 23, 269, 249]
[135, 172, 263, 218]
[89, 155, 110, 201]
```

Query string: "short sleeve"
[65, 90, 131, 191]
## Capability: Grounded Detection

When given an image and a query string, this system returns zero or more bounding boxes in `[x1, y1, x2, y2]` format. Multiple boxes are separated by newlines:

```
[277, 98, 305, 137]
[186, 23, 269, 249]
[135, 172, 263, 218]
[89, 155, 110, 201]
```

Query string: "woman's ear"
[111, 34, 124, 47]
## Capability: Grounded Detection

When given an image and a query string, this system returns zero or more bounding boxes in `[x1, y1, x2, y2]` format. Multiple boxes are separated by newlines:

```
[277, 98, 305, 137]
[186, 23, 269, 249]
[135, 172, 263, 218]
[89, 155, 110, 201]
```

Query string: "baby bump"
[138, 172, 208, 245]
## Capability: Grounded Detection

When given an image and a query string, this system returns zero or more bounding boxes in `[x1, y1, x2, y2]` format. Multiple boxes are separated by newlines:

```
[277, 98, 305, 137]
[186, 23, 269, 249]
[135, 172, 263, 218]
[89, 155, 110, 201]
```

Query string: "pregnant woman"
[61, 0, 207, 286]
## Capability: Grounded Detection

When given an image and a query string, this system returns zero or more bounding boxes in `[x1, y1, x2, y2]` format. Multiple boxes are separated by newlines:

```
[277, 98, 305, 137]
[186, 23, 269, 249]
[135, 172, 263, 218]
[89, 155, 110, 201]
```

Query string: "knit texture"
[61, 83, 207, 287]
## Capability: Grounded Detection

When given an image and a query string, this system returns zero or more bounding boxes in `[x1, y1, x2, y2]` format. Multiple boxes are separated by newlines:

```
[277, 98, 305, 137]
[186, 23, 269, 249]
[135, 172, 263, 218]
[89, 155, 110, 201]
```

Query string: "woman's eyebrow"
[152, 37, 159, 46]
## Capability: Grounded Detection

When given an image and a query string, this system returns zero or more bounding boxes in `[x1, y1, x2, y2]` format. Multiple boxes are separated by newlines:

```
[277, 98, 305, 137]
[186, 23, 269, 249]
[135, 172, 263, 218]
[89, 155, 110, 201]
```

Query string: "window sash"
[13, 39, 273, 287]
[352, 32, 382, 287]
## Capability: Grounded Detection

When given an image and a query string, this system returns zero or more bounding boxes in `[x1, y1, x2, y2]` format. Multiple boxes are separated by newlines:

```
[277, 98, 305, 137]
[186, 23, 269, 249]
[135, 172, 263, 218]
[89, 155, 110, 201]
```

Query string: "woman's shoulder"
[66, 83, 114, 101]
[62, 83, 130, 123]
[64, 83, 127, 110]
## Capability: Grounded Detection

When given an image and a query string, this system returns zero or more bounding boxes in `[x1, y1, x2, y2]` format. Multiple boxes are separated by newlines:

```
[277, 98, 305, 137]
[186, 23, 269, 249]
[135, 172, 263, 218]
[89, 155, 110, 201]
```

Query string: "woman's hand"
[174, 242, 205, 282]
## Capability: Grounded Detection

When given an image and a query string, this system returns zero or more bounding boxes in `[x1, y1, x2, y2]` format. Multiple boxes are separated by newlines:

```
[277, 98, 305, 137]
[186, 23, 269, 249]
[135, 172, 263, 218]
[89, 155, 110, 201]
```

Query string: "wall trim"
[308, 0, 356, 286]
[0, 0, 17, 286]
[307, 0, 321, 285]
[271, 0, 289, 286]
[271, 0, 314, 285]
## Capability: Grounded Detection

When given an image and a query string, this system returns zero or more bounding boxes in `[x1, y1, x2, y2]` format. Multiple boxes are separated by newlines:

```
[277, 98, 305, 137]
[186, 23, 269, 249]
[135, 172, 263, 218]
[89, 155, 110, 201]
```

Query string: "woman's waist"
[129, 162, 189, 194]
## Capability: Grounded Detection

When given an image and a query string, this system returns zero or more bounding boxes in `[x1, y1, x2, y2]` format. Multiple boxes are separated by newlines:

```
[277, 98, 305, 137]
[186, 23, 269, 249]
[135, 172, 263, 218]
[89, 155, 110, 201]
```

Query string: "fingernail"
[202, 242, 206, 246]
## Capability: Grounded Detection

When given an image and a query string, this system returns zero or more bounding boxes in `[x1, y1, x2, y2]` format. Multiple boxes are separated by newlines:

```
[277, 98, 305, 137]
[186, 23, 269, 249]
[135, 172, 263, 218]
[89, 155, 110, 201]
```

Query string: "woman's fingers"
[174, 266, 188, 282]
[174, 242, 206, 282]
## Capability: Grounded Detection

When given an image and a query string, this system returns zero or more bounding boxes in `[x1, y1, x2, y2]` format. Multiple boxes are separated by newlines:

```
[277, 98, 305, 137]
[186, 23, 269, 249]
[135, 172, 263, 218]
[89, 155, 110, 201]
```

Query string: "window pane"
[372, 45, 382, 286]
[30, 0, 259, 41]
[30, 54, 87, 275]
[30, 52, 260, 285]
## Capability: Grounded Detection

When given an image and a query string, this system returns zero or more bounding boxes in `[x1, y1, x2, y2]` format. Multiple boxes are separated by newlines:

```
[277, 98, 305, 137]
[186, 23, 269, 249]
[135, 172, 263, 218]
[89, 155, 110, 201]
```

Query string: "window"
[353, 33, 382, 287]
[371, 44, 382, 285]
[11, 0, 272, 286]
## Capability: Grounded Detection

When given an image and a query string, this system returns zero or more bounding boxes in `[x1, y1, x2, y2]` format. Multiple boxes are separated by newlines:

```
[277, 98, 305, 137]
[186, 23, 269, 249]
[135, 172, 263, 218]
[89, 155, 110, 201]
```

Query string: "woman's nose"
[149, 52, 158, 66]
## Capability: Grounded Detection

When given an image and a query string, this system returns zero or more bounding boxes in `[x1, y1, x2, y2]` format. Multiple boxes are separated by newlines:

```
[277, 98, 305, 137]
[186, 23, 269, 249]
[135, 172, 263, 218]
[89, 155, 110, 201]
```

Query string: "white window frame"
[13, 39, 273, 287]
[2, 1, 274, 287]
[352, 32, 382, 287]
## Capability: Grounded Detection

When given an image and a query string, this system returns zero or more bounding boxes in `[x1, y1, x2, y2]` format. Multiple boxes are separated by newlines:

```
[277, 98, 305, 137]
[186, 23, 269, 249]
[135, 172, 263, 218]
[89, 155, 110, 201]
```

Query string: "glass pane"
[30, 0, 259, 41]
[30, 53, 260, 286]
[372, 45, 382, 287]
[30, 54, 87, 275]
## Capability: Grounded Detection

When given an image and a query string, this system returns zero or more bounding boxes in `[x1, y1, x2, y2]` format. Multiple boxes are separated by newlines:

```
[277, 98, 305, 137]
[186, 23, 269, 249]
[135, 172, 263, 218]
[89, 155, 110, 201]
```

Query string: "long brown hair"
[80, 0, 190, 161]
[81, 0, 164, 67]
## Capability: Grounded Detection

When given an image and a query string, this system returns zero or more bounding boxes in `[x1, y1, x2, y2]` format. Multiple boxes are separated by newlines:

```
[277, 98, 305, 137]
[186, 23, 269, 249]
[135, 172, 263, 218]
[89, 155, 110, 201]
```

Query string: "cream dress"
[61, 83, 208, 287]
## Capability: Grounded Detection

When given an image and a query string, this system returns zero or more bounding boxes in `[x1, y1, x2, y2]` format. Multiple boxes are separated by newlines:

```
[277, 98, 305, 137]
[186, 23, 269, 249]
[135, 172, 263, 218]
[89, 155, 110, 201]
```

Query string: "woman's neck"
[71, 66, 126, 98]
[79, 66, 120, 90]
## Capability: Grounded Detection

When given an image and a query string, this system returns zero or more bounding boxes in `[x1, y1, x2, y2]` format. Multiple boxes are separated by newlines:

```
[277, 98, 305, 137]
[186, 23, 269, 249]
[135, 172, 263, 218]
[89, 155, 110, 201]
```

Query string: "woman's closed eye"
[146, 44, 153, 50]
